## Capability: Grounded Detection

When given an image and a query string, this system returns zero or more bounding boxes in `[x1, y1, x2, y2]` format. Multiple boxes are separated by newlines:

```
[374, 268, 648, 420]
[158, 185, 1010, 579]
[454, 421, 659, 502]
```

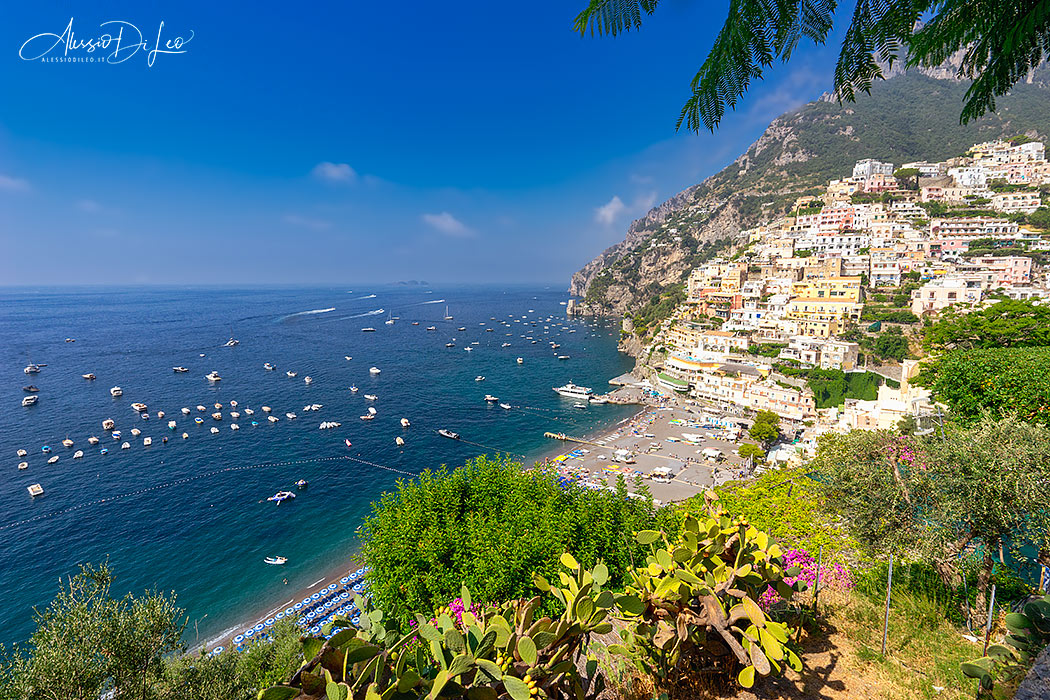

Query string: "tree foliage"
[922, 299, 1050, 351]
[0, 563, 186, 700]
[359, 455, 674, 623]
[812, 417, 1050, 620]
[914, 346, 1050, 425]
[574, 0, 1050, 130]
[748, 410, 781, 445]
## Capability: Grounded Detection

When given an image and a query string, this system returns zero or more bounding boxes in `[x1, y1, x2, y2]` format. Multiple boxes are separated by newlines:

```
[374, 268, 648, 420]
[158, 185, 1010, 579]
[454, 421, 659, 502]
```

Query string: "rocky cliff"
[570, 69, 1050, 316]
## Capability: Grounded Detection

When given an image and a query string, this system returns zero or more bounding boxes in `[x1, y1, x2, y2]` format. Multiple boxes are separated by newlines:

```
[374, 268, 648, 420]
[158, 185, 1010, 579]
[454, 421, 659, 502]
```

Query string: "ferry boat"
[553, 382, 593, 400]
[437, 429, 460, 440]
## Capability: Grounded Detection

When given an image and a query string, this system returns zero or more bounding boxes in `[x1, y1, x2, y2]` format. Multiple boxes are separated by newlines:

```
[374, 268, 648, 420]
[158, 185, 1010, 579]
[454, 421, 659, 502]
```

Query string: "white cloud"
[594, 195, 626, 225]
[630, 173, 655, 185]
[421, 211, 472, 237]
[283, 214, 332, 231]
[0, 174, 30, 192]
[311, 162, 357, 183]
[633, 191, 657, 211]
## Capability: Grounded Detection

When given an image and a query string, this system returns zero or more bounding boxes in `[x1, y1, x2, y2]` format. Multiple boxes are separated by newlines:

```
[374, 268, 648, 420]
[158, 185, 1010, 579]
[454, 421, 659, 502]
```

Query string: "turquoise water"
[0, 286, 637, 645]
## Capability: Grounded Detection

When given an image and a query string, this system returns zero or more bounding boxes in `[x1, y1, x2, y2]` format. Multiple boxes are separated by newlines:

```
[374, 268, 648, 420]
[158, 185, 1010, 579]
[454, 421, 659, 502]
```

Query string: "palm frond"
[573, 0, 661, 37]
[909, 0, 1050, 123]
[677, 0, 837, 132]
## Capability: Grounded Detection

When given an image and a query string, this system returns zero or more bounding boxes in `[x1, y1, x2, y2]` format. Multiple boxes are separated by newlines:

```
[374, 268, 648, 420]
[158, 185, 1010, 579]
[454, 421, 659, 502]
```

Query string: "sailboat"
[444, 305, 453, 320]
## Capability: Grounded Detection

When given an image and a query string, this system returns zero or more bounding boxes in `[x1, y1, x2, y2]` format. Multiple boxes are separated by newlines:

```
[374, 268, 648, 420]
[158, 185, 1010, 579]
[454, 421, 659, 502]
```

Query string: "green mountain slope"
[569, 71, 1050, 316]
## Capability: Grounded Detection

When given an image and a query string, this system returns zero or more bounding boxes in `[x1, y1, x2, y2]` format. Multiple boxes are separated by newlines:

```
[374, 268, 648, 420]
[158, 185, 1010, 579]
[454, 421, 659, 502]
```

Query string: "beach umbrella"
[253, 623, 265, 632]
[293, 602, 303, 610]
[340, 577, 349, 584]
[306, 612, 316, 619]
[233, 635, 244, 644]
[276, 612, 285, 620]
[311, 593, 321, 600]
[244, 630, 255, 638]
[327, 584, 337, 591]
[212, 646, 225, 654]
[285, 607, 294, 615]
[298, 617, 307, 626]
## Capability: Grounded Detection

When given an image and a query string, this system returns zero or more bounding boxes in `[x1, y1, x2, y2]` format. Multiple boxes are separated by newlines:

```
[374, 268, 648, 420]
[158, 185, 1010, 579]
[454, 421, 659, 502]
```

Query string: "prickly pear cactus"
[608, 491, 804, 689]
[258, 555, 612, 700]
[961, 594, 1050, 698]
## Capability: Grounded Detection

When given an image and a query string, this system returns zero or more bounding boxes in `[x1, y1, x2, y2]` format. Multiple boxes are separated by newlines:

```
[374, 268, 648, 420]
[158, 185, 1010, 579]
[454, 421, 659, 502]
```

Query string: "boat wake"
[337, 308, 385, 320]
[280, 308, 336, 321]
[419, 298, 446, 304]
[346, 293, 377, 300]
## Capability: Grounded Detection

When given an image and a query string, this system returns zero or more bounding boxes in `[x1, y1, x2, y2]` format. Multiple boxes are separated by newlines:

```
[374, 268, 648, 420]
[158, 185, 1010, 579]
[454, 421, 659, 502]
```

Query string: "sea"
[0, 285, 638, 646]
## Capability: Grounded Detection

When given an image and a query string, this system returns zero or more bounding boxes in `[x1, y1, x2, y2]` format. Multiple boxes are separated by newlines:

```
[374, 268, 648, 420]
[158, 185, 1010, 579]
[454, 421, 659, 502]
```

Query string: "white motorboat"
[361, 327, 376, 332]
[131, 428, 141, 437]
[344, 355, 353, 360]
[264, 556, 288, 565]
[499, 403, 512, 410]
[267, 491, 295, 504]
[143, 437, 153, 446]
[464, 347, 473, 352]
[395, 436, 405, 446]
[264, 362, 275, 370]
[212, 412, 223, 421]
[285, 412, 297, 420]
[268, 415, 279, 423]
[230, 423, 239, 431]
[475, 376, 485, 382]
[444, 306, 453, 320]
[557, 355, 570, 360]
[573, 403, 587, 409]
[73, 450, 84, 459]
[553, 382, 593, 399]
[168, 420, 177, 429]
[181, 407, 191, 414]
[121, 442, 131, 450]
[102, 419, 115, 430]
[446, 342, 455, 348]
[173, 366, 189, 373]
[131, 402, 148, 412]
[286, 371, 297, 378]
[21, 396, 37, 407]
[501, 342, 511, 347]
[349, 385, 359, 392]
[88, 437, 99, 445]
[426, 326, 436, 331]
[24, 364, 42, 375]
[18, 462, 27, 470]
[364, 394, 377, 401]
[360, 414, 375, 420]
[47, 455, 59, 464]
[484, 395, 499, 403]
[197, 405, 207, 412]
[437, 429, 460, 440]
[206, 371, 222, 382]
[110, 387, 123, 397]
[224, 336, 239, 347]
[16, 449, 27, 457]
[210, 427, 220, 433]
[261, 406, 271, 412]
[516, 357, 524, 364]
[244, 408, 254, 415]
[27, 483, 44, 497]
[400, 418, 411, 427]
[589, 396, 610, 404]
[369, 367, 381, 375]
[304, 376, 313, 384]
[82, 373, 96, 380]
[367, 407, 377, 415]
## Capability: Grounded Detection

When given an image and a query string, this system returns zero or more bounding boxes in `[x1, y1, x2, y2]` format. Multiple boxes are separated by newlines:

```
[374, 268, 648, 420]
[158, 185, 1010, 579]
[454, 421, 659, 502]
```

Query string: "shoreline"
[202, 380, 745, 654]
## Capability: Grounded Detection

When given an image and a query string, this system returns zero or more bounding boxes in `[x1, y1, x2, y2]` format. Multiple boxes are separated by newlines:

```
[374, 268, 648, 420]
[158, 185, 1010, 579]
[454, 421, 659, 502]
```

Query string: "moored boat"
[110, 386, 123, 397]
[437, 429, 460, 440]
[82, 373, 96, 380]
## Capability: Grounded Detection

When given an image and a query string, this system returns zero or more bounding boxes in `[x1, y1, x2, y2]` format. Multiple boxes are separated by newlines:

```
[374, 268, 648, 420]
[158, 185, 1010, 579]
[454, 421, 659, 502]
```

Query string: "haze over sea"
[0, 285, 637, 646]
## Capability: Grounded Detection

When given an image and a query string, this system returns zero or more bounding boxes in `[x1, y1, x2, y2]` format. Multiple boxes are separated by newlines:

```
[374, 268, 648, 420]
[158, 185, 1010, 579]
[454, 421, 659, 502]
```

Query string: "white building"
[853, 158, 894, 179]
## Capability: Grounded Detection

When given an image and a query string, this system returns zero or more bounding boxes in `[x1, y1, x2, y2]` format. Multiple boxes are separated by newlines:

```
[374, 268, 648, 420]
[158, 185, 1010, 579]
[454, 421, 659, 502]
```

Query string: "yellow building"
[785, 276, 863, 336]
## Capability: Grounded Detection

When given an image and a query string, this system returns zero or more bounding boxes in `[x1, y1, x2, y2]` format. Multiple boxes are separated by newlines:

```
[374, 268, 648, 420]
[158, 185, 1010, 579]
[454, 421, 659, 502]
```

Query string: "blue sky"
[0, 1, 851, 286]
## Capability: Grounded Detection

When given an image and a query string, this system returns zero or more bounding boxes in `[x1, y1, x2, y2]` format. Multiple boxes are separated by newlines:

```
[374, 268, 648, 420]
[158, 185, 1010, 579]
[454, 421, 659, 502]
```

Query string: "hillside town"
[632, 138, 1050, 466]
